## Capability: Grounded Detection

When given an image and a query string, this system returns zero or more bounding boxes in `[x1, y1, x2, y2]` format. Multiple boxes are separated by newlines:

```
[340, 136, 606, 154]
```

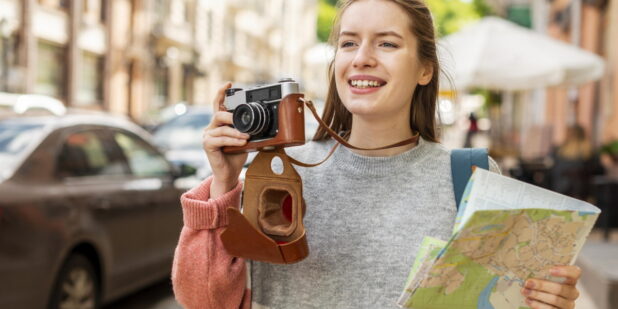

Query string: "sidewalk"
[575, 228, 618, 309]
[577, 282, 599, 309]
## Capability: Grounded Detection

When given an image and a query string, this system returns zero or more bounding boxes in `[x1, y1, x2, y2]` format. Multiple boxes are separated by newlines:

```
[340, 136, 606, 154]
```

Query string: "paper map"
[398, 168, 600, 309]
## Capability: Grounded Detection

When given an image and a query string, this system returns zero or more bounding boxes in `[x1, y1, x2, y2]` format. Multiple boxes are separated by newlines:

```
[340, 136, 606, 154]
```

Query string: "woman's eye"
[340, 41, 356, 48]
[380, 42, 398, 48]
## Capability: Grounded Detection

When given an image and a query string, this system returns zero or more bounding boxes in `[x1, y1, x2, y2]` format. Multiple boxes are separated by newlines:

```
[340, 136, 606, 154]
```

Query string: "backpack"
[450, 148, 489, 210]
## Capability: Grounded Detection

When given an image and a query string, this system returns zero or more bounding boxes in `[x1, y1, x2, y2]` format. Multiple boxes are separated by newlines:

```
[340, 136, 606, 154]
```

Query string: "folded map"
[398, 168, 601, 309]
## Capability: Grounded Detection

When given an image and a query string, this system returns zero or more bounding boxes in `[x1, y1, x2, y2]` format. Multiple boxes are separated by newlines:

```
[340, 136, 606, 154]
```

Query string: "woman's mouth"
[348, 79, 386, 89]
[347, 76, 387, 94]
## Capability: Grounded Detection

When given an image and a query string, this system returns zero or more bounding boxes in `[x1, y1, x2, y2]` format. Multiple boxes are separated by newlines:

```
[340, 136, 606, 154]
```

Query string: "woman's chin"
[342, 101, 378, 116]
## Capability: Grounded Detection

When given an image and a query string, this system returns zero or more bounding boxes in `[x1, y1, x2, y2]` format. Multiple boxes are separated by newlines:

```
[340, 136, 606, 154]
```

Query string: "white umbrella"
[438, 16, 605, 91]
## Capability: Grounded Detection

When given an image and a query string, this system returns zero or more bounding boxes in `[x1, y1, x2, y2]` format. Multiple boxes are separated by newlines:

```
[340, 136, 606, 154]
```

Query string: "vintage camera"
[222, 79, 306, 153]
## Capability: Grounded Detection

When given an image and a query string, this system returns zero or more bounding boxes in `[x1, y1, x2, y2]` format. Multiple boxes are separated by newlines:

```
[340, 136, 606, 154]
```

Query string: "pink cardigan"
[171, 177, 250, 309]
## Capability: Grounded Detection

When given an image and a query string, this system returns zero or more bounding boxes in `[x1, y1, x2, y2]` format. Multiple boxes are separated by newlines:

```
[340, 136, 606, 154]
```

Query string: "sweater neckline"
[327, 137, 431, 177]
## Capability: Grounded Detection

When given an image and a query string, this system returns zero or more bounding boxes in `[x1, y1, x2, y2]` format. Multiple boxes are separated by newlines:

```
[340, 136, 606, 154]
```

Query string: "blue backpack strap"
[451, 148, 489, 209]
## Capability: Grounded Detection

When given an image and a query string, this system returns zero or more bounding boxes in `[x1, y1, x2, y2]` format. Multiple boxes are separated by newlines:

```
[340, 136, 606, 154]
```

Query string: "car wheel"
[48, 253, 100, 309]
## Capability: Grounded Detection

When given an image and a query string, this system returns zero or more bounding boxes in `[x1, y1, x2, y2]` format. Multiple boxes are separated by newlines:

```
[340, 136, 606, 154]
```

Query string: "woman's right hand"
[203, 82, 251, 198]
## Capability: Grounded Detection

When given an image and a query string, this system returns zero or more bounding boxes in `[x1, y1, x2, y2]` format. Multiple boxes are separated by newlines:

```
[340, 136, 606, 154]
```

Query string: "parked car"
[0, 92, 67, 118]
[150, 102, 324, 183]
[0, 111, 193, 308]
[151, 106, 213, 178]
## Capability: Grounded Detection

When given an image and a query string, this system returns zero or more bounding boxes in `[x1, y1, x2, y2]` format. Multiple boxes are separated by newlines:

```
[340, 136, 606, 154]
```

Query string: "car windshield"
[153, 111, 211, 150]
[0, 122, 45, 173]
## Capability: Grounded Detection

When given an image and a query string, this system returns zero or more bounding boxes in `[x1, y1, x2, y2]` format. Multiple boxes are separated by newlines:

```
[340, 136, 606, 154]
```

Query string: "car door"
[109, 130, 182, 274]
[55, 127, 156, 292]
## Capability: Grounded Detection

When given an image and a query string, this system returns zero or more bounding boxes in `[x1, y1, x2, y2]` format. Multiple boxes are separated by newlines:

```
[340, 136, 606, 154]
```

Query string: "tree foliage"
[317, 0, 493, 41]
[317, 0, 337, 42]
[472, 0, 493, 17]
[426, 0, 492, 37]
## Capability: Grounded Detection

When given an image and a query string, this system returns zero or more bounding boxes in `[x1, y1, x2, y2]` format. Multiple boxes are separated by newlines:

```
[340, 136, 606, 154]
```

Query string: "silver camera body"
[223, 79, 300, 142]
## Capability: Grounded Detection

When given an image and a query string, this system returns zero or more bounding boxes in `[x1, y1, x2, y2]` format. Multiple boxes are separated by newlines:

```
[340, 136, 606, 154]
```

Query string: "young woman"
[172, 0, 583, 308]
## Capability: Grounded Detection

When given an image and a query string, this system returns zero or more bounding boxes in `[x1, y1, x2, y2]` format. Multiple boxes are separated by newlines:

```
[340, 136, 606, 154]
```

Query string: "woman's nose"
[352, 44, 377, 68]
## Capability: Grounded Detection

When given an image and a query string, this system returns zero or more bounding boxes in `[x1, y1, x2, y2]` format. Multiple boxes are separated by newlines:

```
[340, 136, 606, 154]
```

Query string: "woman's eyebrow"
[339, 30, 403, 39]
[376, 31, 403, 39]
[339, 31, 359, 38]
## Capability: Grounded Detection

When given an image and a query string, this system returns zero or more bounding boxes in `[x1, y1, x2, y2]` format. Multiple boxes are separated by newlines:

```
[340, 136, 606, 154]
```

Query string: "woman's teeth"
[350, 80, 382, 88]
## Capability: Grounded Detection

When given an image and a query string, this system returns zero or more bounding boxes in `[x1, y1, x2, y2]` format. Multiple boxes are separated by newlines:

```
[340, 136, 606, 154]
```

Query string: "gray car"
[0, 112, 191, 308]
[152, 106, 213, 178]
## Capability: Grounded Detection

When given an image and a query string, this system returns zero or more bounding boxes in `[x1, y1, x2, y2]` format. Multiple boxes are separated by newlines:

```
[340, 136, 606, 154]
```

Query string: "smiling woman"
[321, 0, 438, 157]
[171, 1, 583, 309]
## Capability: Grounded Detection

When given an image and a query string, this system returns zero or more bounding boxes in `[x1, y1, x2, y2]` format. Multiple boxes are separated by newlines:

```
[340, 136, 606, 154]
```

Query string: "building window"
[0, 31, 17, 92]
[181, 64, 193, 103]
[507, 4, 532, 28]
[154, 61, 169, 107]
[0, 35, 4, 90]
[185, 0, 191, 23]
[226, 22, 235, 53]
[170, 0, 189, 24]
[206, 11, 213, 43]
[35, 41, 67, 99]
[77, 51, 104, 106]
[83, 0, 106, 24]
[154, 0, 168, 20]
[100, 0, 107, 22]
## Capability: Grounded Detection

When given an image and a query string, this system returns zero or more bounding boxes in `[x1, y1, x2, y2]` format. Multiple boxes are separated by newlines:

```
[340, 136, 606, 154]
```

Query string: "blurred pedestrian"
[600, 140, 618, 178]
[463, 112, 478, 148]
[550, 125, 603, 200]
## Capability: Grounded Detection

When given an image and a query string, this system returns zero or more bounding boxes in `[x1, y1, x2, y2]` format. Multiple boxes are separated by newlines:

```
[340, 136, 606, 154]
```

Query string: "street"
[103, 280, 181, 309]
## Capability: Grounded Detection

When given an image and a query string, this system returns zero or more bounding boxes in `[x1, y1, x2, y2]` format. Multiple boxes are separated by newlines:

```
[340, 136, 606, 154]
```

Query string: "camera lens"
[233, 102, 269, 135]
[240, 112, 252, 126]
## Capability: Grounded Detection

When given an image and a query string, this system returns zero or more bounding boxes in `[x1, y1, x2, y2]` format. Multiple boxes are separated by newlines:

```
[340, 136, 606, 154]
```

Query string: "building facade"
[485, 0, 618, 151]
[0, 0, 318, 124]
[197, 0, 319, 108]
[543, 0, 617, 146]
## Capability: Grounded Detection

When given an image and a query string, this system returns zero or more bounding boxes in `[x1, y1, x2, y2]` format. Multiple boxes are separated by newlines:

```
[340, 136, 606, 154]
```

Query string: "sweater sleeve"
[171, 176, 251, 309]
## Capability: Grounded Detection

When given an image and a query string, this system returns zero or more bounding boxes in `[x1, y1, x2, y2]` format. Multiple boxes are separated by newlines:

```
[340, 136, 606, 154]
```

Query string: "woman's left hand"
[521, 265, 581, 309]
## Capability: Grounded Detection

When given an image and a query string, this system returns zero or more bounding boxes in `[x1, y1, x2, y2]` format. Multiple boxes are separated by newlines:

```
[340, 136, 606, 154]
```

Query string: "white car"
[0, 92, 67, 117]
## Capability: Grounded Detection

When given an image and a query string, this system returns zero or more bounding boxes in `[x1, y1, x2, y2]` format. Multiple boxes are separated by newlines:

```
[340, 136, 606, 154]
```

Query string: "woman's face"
[334, 0, 433, 119]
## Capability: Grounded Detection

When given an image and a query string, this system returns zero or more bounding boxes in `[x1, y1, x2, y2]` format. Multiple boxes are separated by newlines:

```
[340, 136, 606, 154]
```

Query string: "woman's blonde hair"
[558, 125, 592, 160]
[313, 0, 441, 142]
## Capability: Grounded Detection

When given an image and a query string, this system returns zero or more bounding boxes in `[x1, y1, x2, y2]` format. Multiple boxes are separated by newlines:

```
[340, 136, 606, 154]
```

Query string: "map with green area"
[398, 169, 600, 309]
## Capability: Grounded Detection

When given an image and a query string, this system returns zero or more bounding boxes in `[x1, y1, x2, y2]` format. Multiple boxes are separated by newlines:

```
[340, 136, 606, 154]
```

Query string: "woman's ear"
[418, 63, 434, 86]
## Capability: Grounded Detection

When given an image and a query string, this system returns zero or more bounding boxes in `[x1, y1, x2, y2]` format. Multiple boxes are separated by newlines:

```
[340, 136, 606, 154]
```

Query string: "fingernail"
[550, 268, 561, 276]
[525, 280, 535, 289]
[522, 288, 531, 296]
[525, 298, 532, 305]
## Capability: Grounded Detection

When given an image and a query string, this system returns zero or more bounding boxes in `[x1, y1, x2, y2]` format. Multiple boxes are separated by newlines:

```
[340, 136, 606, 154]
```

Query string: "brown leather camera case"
[222, 93, 306, 154]
[220, 148, 308, 264]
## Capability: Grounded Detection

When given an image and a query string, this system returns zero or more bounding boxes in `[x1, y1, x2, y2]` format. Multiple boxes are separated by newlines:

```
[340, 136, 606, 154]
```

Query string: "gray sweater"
[251, 138, 498, 308]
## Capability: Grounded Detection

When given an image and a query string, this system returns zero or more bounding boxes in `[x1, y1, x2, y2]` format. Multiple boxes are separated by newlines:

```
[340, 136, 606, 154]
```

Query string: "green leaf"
[317, 0, 337, 42]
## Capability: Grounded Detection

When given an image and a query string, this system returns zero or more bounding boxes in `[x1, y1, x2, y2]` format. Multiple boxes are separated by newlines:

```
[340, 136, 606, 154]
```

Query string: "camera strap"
[288, 98, 420, 167]
[220, 96, 420, 265]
